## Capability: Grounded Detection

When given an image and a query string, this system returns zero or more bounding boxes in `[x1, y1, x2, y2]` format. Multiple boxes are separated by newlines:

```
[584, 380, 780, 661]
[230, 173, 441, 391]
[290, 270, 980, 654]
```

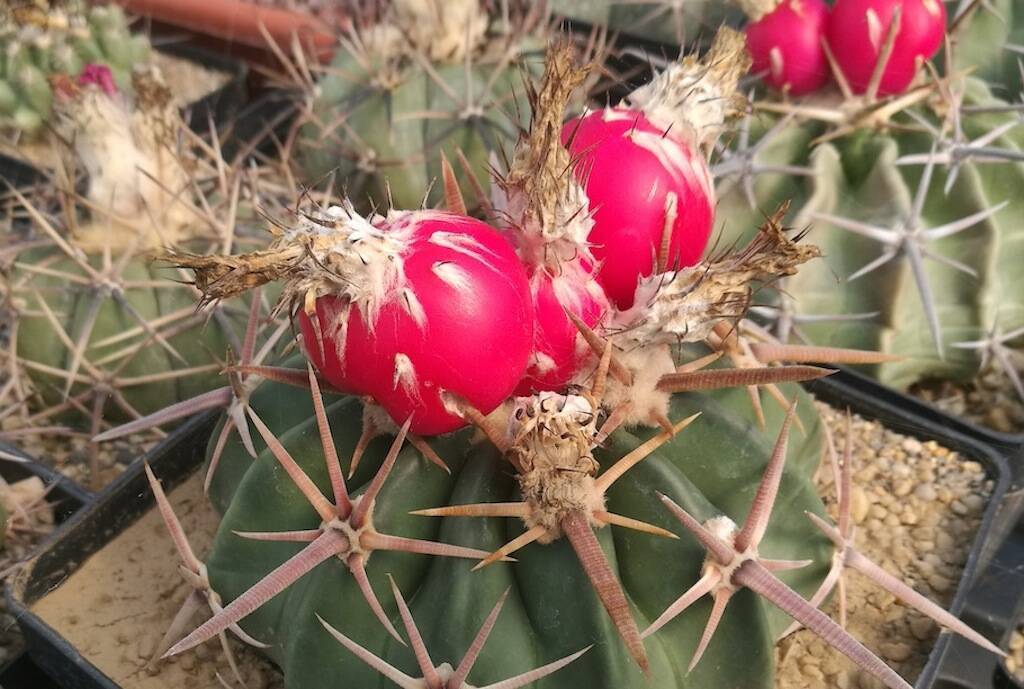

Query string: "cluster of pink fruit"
[745, 0, 947, 96]
[297, 65, 719, 437]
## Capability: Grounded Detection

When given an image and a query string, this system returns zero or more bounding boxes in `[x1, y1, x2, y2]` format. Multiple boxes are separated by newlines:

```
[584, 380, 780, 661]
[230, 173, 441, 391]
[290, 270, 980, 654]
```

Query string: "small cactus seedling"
[0, 1, 151, 138]
[294, 0, 553, 211]
[146, 37, 1001, 689]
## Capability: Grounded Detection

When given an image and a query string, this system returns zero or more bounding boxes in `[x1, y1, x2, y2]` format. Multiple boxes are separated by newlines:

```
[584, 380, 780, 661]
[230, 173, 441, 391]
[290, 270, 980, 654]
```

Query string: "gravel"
[913, 364, 1024, 435]
[775, 403, 994, 689]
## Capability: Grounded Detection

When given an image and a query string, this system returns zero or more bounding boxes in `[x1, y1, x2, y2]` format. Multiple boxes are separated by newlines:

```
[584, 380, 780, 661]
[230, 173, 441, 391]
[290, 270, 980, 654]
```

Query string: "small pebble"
[880, 642, 913, 662]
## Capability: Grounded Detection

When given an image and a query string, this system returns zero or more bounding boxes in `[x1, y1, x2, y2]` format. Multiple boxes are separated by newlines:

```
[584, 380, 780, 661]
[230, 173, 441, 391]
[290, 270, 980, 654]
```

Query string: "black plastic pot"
[805, 373, 1023, 689]
[827, 367, 1024, 460]
[0, 42, 248, 190]
[0, 442, 93, 526]
[5, 377, 1018, 689]
[5, 414, 214, 689]
[0, 651, 61, 689]
[0, 443, 91, 689]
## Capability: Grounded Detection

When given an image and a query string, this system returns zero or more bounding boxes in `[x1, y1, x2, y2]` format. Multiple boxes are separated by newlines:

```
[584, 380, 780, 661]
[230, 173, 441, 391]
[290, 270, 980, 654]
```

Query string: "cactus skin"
[201, 368, 829, 689]
[8, 248, 239, 424]
[549, 0, 741, 47]
[0, 4, 150, 137]
[712, 75, 1024, 394]
[296, 6, 540, 211]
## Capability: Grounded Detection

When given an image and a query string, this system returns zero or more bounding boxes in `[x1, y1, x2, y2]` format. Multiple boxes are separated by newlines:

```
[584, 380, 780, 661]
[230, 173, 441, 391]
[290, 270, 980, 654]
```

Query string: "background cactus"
[1, 2, 151, 137]
[549, 0, 737, 48]
[0, 66, 281, 482]
[295, 0, 549, 211]
[700, 7, 1024, 407]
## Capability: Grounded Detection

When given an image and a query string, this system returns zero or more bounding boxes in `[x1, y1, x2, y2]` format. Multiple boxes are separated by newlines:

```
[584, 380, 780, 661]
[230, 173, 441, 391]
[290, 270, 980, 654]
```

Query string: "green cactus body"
[9, 246, 242, 424]
[550, 0, 741, 48]
[201, 373, 829, 689]
[714, 76, 1024, 393]
[0, 3, 151, 137]
[953, 0, 1024, 102]
[297, 11, 539, 211]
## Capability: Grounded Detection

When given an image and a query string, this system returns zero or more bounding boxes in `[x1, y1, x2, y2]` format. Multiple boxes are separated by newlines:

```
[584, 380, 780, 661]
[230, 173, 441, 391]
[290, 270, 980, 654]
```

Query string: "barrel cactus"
[295, 0, 553, 211]
[700, 2, 1024, 411]
[148, 37, 1001, 689]
[0, 66, 265, 469]
[1, 1, 150, 137]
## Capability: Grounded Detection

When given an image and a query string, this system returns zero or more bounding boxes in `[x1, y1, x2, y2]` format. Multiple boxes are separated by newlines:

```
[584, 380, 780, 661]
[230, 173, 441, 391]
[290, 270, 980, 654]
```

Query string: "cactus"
[294, 0, 551, 211]
[0, 66, 278, 481]
[549, 0, 740, 48]
[705, 6, 1024, 404]
[0, 1, 151, 137]
[142, 38, 1004, 689]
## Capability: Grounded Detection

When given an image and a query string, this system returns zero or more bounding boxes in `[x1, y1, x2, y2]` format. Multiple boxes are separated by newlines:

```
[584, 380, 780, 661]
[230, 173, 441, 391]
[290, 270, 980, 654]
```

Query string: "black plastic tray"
[0, 42, 248, 190]
[828, 367, 1024, 460]
[5, 414, 215, 689]
[0, 443, 91, 689]
[5, 373, 1018, 689]
[0, 651, 61, 689]
[805, 374, 1021, 689]
[0, 442, 93, 526]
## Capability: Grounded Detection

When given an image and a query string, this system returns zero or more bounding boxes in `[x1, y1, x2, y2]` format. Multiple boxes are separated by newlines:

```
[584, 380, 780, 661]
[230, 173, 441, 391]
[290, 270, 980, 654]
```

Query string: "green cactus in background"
[702, 7, 1024, 404]
[296, 0, 548, 211]
[0, 2, 150, 136]
[549, 0, 739, 48]
[0, 66, 281, 484]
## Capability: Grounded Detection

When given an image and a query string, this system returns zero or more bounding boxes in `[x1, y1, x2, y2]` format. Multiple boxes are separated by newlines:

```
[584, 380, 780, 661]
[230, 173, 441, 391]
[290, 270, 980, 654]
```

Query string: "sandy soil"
[32, 473, 281, 689]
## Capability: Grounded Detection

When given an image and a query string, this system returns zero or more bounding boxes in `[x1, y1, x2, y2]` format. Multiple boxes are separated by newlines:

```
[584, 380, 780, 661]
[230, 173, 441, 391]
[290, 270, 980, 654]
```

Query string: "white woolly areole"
[590, 344, 675, 428]
[619, 269, 730, 346]
[390, 0, 487, 62]
[57, 75, 192, 251]
[705, 515, 739, 544]
[736, 0, 783, 22]
[510, 392, 606, 539]
[286, 203, 413, 332]
[625, 28, 749, 154]
[495, 171, 596, 266]
[700, 515, 761, 595]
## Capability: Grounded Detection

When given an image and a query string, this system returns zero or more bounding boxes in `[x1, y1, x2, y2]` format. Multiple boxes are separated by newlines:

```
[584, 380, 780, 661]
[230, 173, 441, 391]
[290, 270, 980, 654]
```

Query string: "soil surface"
[1007, 628, 1024, 683]
[0, 475, 57, 668]
[775, 403, 994, 689]
[913, 364, 1024, 435]
[1, 427, 154, 491]
[32, 472, 282, 689]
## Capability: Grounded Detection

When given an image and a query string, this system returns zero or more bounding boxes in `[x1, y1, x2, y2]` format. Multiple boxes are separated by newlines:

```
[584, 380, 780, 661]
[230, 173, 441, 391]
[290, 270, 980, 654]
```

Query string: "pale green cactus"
[296, 0, 546, 211]
[707, 6, 1024, 401]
